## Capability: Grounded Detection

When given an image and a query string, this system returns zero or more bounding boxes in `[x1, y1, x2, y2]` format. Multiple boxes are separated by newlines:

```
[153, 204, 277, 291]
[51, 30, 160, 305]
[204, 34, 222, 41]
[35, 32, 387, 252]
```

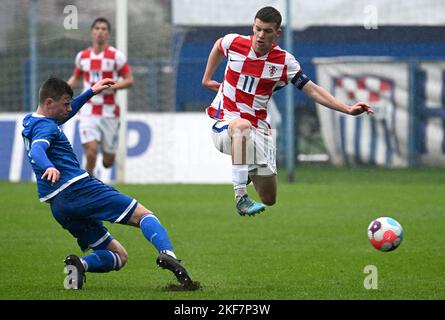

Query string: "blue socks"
[139, 213, 174, 254]
[82, 250, 122, 273]
[81, 213, 175, 273]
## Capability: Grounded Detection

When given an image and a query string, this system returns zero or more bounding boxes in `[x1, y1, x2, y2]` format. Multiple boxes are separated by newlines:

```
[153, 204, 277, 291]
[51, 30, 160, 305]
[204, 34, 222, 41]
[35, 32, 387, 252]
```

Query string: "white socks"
[232, 164, 248, 200]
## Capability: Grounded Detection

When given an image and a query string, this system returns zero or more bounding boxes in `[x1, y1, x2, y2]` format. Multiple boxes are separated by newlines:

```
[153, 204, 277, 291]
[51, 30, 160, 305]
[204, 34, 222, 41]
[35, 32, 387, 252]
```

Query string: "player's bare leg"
[250, 175, 277, 206]
[229, 118, 250, 199]
[83, 141, 98, 176]
[229, 118, 265, 216]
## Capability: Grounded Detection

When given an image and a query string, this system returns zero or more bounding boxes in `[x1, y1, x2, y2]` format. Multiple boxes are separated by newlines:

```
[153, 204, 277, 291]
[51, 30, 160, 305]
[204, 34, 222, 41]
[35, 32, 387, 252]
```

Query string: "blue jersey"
[22, 89, 94, 201]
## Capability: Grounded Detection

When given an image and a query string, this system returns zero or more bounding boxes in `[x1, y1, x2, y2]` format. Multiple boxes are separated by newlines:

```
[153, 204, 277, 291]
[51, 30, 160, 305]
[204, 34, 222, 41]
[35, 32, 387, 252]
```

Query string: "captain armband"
[291, 71, 310, 90]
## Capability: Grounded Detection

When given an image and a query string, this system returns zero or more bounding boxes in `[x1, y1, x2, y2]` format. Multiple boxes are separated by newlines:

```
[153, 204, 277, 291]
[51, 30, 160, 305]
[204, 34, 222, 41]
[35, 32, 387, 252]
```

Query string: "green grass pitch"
[0, 165, 444, 300]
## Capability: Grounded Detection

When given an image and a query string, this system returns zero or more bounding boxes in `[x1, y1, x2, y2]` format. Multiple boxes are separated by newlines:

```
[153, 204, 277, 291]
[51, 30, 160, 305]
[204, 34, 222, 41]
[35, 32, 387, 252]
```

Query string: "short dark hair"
[255, 6, 282, 28]
[39, 78, 73, 104]
[91, 17, 111, 32]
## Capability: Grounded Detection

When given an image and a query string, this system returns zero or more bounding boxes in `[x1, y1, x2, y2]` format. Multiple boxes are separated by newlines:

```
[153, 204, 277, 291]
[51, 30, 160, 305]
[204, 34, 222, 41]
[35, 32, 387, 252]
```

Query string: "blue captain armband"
[291, 71, 310, 90]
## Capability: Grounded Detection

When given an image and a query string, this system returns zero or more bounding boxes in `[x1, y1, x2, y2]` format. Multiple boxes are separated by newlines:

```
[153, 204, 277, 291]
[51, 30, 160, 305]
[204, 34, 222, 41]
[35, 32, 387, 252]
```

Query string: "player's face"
[48, 94, 72, 120]
[91, 22, 110, 45]
[252, 19, 281, 55]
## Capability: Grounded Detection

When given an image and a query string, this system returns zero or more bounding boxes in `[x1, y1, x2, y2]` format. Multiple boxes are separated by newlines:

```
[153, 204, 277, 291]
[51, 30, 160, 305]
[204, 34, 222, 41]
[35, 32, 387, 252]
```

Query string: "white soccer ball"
[367, 217, 403, 252]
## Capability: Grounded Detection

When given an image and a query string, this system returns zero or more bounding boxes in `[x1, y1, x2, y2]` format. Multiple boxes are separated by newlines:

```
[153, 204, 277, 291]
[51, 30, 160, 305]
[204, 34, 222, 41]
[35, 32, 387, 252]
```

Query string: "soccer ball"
[367, 217, 403, 251]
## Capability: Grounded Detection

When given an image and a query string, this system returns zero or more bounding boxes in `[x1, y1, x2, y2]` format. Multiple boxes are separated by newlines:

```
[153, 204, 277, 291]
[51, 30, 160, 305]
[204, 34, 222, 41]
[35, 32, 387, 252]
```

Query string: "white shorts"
[211, 120, 277, 176]
[78, 116, 120, 154]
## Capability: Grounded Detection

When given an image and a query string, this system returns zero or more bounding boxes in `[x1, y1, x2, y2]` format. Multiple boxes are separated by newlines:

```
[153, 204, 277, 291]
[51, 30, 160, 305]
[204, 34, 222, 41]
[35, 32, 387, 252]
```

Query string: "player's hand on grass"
[91, 78, 116, 95]
[348, 102, 373, 116]
[41, 167, 60, 186]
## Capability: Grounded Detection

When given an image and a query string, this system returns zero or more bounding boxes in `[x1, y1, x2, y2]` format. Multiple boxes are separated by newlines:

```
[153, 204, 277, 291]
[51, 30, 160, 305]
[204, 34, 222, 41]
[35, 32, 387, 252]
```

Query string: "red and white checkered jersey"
[73, 45, 131, 118]
[206, 33, 302, 132]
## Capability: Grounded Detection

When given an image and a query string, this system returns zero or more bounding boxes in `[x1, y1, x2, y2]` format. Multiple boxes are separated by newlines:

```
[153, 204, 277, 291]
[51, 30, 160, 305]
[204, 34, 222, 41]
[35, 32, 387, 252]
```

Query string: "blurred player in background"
[67, 17, 133, 177]
[22, 77, 199, 290]
[202, 6, 373, 216]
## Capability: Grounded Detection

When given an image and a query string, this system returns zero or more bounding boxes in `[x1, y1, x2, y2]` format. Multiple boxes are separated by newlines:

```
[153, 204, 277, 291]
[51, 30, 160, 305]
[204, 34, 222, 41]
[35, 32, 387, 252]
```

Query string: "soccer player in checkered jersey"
[22, 77, 199, 290]
[67, 17, 134, 177]
[202, 7, 373, 216]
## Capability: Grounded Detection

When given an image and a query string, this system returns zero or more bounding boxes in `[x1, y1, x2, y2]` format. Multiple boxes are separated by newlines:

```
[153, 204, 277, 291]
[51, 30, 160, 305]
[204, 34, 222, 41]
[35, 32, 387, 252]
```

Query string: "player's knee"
[230, 118, 251, 134]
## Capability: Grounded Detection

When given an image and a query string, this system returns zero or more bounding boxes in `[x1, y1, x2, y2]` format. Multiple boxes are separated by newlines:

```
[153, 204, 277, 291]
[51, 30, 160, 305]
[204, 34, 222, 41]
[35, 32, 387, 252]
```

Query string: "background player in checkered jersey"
[67, 17, 134, 177]
[202, 6, 373, 216]
[22, 77, 199, 291]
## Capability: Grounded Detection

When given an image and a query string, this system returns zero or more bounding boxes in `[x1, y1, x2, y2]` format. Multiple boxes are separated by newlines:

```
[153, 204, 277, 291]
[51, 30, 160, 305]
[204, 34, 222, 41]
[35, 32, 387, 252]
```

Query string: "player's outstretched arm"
[61, 78, 116, 124]
[302, 81, 373, 116]
[202, 38, 224, 92]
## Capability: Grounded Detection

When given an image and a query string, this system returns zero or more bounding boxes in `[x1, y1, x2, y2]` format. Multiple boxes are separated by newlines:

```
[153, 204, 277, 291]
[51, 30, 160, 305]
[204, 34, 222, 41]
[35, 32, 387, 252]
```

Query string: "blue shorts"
[50, 177, 138, 252]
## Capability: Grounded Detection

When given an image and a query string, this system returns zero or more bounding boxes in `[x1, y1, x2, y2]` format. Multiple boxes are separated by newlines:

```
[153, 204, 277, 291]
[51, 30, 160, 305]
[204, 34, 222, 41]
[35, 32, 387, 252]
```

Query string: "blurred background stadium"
[1, 0, 445, 183]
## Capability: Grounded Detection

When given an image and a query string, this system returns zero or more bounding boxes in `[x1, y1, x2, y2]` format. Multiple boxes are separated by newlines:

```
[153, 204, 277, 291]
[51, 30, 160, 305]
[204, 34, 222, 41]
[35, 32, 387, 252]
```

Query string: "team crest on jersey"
[269, 65, 278, 77]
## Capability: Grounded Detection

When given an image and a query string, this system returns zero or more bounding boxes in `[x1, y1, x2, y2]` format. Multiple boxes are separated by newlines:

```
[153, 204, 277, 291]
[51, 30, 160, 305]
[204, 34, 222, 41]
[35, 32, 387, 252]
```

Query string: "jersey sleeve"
[219, 33, 239, 57]
[285, 52, 302, 83]
[31, 120, 59, 147]
[115, 50, 131, 76]
[26, 120, 59, 170]
[30, 141, 53, 170]
[73, 51, 83, 77]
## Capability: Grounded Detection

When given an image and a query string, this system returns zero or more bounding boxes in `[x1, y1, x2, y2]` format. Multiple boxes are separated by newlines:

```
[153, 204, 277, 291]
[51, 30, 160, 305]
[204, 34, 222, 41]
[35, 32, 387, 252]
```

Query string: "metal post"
[29, 0, 38, 111]
[116, 0, 128, 183]
[408, 60, 417, 167]
[285, 0, 295, 182]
